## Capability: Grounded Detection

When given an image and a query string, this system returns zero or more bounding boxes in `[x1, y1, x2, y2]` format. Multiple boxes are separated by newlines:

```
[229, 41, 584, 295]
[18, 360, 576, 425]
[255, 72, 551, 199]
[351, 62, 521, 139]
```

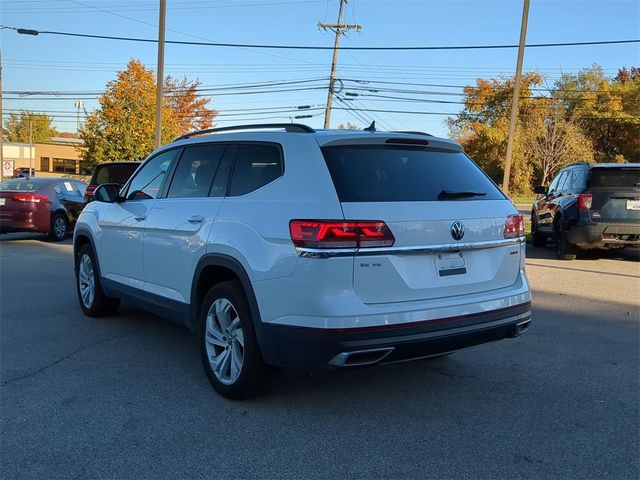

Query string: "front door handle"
[187, 215, 204, 224]
[134, 215, 146, 221]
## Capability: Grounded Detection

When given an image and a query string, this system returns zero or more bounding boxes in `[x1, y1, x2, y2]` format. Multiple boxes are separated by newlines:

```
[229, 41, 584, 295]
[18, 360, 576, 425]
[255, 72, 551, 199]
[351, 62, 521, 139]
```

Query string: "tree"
[165, 76, 216, 135]
[447, 73, 543, 193]
[523, 100, 593, 186]
[337, 122, 360, 130]
[554, 64, 639, 163]
[79, 59, 216, 166]
[6, 111, 57, 143]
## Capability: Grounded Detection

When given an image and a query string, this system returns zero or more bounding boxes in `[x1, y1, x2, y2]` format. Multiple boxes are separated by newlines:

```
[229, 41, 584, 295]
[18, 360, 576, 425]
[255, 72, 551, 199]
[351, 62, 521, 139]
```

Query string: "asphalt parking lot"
[1, 233, 639, 479]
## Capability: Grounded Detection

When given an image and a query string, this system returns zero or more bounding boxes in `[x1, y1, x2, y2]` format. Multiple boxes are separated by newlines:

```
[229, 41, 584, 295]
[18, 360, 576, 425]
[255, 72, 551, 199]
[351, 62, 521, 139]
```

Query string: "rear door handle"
[134, 215, 146, 221]
[187, 215, 204, 224]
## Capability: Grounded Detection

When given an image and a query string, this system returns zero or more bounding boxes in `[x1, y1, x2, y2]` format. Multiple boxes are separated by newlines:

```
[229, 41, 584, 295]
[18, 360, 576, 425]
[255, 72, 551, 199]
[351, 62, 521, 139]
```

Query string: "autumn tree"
[79, 59, 216, 166]
[6, 111, 57, 143]
[165, 76, 216, 136]
[554, 64, 639, 163]
[447, 73, 543, 193]
[523, 99, 593, 186]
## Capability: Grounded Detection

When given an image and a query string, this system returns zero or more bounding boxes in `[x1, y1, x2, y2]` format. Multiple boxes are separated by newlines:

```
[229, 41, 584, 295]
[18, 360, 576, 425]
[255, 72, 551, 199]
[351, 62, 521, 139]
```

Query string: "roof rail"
[566, 161, 590, 167]
[173, 123, 315, 142]
[392, 130, 433, 137]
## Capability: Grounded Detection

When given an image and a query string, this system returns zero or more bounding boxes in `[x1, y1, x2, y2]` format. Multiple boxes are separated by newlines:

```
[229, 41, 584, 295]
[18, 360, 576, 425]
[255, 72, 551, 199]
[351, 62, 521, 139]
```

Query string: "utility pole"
[502, 0, 530, 195]
[154, 0, 167, 148]
[74, 101, 84, 134]
[29, 114, 33, 178]
[319, 0, 360, 129]
[0, 47, 4, 174]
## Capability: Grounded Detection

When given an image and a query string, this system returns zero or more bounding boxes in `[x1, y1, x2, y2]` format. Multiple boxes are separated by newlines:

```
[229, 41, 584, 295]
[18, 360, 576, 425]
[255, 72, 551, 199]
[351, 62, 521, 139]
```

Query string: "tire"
[48, 213, 68, 241]
[531, 214, 547, 248]
[200, 280, 272, 400]
[75, 244, 121, 317]
[555, 220, 577, 261]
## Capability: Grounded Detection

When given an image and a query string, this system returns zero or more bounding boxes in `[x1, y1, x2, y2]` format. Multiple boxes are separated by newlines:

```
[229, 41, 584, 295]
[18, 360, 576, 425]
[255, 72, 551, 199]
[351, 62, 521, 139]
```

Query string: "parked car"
[531, 162, 640, 260]
[73, 123, 532, 399]
[0, 178, 87, 241]
[13, 168, 36, 178]
[84, 161, 140, 203]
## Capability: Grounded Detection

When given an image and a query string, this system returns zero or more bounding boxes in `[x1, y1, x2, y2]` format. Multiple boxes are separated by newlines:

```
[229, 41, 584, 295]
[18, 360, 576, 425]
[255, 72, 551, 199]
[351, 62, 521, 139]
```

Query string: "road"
[1, 233, 639, 479]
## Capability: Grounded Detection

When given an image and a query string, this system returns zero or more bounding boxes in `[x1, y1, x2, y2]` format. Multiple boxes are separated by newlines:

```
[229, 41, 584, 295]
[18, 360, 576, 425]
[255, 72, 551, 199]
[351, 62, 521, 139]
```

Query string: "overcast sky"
[2, 0, 639, 137]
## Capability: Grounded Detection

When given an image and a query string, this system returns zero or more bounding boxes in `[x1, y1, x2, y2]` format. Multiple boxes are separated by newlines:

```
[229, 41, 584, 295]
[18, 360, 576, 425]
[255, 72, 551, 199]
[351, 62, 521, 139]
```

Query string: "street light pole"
[502, 0, 530, 195]
[154, 0, 167, 149]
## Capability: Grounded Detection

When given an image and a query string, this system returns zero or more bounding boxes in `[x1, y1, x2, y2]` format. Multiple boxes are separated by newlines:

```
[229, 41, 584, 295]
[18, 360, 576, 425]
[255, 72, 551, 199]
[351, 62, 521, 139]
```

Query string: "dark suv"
[531, 162, 640, 260]
[84, 161, 140, 203]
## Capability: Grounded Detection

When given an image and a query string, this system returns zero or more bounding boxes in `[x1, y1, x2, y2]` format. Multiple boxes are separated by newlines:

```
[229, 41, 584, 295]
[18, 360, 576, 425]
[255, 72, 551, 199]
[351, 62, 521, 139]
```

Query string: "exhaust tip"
[329, 347, 395, 367]
[512, 319, 531, 337]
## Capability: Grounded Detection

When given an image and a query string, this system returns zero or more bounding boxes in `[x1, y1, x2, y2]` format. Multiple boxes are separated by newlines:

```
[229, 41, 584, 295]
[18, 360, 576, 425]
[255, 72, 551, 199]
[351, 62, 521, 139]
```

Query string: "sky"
[1, 0, 639, 138]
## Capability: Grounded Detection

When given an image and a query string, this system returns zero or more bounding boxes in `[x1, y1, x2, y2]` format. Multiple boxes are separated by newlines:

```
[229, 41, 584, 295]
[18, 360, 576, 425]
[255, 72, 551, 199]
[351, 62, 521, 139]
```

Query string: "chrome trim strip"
[295, 236, 525, 258]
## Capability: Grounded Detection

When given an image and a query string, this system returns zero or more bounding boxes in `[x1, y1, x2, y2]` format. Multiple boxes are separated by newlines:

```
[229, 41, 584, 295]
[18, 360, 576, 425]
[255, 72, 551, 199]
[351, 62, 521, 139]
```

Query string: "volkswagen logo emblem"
[450, 221, 465, 241]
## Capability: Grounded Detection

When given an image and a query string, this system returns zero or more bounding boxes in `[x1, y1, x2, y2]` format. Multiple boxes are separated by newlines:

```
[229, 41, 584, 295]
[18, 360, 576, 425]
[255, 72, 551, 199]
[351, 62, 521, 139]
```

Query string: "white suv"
[74, 124, 531, 399]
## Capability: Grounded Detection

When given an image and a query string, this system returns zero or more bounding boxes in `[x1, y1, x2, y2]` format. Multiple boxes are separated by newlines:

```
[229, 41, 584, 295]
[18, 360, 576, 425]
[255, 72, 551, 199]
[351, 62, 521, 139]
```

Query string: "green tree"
[79, 59, 216, 167]
[6, 112, 57, 143]
[554, 64, 640, 163]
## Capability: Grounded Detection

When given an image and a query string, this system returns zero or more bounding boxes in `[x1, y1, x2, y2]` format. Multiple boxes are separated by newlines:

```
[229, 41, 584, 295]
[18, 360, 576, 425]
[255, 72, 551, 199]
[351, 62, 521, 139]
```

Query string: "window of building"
[40, 157, 50, 172]
[53, 158, 77, 174]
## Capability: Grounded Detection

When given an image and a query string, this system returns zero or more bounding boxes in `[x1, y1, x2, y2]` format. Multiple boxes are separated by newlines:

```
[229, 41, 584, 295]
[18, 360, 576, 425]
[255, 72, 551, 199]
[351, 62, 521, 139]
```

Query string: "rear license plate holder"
[626, 200, 640, 211]
[436, 252, 467, 277]
[0, 198, 5, 206]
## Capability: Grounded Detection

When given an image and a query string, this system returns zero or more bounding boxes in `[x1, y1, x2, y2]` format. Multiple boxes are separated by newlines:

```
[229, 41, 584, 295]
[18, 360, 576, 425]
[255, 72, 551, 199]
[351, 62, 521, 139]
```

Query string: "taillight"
[289, 220, 395, 249]
[12, 194, 47, 203]
[85, 185, 96, 197]
[504, 214, 525, 238]
[578, 193, 592, 211]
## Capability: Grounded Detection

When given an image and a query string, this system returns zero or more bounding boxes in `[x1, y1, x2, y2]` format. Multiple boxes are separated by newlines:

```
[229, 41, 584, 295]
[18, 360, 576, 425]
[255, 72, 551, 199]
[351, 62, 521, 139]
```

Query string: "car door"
[98, 148, 180, 295]
[55, 180, 84, 220]
[142, 143, 234, 307]
[536, 170, 567, 233]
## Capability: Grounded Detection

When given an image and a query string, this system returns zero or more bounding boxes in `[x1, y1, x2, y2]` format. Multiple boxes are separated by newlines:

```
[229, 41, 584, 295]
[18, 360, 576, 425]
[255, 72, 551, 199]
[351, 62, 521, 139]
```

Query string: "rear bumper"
[569, 223, 640, 247]
[258, 302, 531, 371]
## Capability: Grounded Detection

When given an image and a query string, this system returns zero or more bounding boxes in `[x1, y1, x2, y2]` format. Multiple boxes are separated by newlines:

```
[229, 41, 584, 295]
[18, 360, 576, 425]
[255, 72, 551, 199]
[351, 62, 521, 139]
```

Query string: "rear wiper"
[437, 190, 487, 200]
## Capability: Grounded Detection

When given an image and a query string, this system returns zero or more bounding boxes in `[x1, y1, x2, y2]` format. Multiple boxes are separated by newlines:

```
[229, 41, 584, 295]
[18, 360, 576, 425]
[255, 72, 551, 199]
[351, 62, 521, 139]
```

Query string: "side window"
[126, 149, 179, 200]
[548, 171, 564, 193]
[229, 144, 283, 197]
[54, 184, 63, 195]
[167, 144, 227, 198]
[564, 170, 578, 192]
[573, 168, 588, 191]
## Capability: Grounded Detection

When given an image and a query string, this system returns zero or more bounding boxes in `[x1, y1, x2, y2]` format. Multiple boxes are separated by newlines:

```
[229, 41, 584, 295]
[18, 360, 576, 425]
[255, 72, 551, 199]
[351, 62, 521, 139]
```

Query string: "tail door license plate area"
[436, 252, 467, 277]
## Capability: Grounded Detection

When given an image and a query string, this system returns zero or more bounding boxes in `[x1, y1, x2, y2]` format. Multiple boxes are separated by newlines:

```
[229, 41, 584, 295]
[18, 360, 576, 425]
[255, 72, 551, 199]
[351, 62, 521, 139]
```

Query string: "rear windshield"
[0, 179, 44, 191]
[588, 168, 640, 188]
[321, 145, 504, 202]
[93, 163, 139, 186]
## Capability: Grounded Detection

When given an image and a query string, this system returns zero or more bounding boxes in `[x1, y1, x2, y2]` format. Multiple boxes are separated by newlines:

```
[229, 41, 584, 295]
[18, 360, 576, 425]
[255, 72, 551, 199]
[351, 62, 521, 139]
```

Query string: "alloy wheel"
[204, 298, 245, 385]
[78, 253, 95, 308]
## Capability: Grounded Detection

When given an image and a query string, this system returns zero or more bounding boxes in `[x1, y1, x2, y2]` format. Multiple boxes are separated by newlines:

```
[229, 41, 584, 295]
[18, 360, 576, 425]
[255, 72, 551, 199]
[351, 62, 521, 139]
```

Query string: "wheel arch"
[190, 254, 264, 340]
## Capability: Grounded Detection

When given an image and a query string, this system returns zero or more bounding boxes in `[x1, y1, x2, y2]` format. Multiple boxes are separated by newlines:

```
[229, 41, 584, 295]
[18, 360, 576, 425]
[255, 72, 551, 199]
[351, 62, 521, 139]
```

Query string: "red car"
[0, 178, 87, 241]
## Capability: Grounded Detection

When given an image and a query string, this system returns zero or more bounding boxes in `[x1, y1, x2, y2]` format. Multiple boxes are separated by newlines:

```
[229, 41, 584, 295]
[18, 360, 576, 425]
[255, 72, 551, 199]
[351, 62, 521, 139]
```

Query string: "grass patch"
[510, 194, 536, 205]
[525, 221, 532, 244]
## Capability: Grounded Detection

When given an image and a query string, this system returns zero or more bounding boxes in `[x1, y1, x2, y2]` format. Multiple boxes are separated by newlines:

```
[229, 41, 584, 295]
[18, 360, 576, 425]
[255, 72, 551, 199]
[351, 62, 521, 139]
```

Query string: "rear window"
[321, 145, 504, 202]
[588, 168, 640, 188]
[0, 179, 44, 191]
[93, 163, 139, 186]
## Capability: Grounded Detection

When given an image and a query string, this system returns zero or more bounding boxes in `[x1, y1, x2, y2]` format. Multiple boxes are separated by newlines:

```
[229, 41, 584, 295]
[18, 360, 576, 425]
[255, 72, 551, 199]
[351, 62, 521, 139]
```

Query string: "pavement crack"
[0, 324, 143, 387]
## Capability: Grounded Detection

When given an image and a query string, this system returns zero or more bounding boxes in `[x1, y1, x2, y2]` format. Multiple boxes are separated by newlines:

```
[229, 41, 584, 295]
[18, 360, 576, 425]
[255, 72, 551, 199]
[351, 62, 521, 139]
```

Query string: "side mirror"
[534, 185, 547, 195]
[93, 183, 121, 203]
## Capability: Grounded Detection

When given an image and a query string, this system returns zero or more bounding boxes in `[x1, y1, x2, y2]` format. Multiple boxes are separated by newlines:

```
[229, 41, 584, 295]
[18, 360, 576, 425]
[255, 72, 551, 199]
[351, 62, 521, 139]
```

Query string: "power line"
[4, 25, 639, 50]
